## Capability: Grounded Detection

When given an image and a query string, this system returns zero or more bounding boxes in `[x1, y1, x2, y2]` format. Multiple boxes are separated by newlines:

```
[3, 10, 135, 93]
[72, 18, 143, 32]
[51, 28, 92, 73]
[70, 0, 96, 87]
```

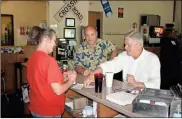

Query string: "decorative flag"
[101, 0, 112, 17]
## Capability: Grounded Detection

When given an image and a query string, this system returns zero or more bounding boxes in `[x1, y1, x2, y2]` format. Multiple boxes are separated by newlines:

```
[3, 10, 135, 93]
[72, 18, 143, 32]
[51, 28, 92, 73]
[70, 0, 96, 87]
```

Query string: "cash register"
[141, 25, 164, 46]
[148, 26, 164, 45]
[132, 85, 182, 117]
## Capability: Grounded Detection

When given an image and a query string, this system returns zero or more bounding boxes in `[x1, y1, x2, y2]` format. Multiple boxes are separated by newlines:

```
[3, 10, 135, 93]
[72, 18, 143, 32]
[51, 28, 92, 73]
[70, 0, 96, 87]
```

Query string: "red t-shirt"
[27, 51, 65, 116]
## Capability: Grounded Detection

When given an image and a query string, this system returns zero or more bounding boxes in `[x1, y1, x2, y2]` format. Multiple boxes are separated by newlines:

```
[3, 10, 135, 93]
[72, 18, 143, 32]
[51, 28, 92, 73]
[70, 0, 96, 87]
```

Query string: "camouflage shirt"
[74, 38, 116, 71]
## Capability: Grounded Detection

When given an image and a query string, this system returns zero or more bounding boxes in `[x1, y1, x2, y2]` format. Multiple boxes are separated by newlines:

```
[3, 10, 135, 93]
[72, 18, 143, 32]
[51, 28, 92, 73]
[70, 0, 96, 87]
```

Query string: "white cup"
[105, 72, 114, 87]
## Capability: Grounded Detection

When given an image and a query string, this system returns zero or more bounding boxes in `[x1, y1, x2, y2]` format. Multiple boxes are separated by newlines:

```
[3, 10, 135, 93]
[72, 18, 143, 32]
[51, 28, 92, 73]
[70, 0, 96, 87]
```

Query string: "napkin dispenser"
[132, 88, 174, 117]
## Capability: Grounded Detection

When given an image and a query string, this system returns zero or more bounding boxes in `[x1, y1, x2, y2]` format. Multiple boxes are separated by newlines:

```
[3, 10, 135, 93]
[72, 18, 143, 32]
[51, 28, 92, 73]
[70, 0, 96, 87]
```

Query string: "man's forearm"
[75, 65, 86, 74]
[109, 49, 118, 60]
[135, 82, 145, 88]
[92, 67, 103, 75]
[87, 67, 103, 82]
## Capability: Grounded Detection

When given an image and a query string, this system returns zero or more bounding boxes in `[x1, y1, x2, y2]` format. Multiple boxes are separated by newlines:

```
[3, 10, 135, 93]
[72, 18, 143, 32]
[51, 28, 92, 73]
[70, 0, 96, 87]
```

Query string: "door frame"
[1, 14, 14, 46]
[88, 11, 103, 39]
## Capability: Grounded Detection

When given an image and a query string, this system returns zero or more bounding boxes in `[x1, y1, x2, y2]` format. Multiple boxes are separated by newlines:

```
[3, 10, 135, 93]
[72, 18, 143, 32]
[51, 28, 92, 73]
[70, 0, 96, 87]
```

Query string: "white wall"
[89, 1, 174, 49]
[175, 0, 181, 33]
[48, 1, 89, 45]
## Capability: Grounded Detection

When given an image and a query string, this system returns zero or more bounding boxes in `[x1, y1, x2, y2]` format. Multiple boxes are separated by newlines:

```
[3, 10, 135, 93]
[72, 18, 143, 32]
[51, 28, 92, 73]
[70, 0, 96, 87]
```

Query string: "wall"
[175, 0, 182, 33]
[89, 1, 174, 49]
[1, 1, 47, 46]
[48, 1, 89, 45]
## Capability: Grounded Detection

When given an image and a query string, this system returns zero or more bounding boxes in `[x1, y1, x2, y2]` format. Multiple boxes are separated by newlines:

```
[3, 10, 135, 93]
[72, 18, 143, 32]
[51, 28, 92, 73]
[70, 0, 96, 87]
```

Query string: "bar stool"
[1, 70, 9, 103]
[15, 62, 23, 90]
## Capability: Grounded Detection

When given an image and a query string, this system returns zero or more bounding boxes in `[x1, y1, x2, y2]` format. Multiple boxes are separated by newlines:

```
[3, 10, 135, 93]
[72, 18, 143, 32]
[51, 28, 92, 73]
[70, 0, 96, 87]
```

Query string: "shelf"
[64, 105, 95, 118]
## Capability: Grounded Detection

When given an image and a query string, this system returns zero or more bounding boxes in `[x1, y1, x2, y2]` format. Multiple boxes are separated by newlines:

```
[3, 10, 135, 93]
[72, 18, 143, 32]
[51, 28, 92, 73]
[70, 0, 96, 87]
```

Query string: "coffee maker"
[56, 38, 76, 60]
[56, 38, 68, 60]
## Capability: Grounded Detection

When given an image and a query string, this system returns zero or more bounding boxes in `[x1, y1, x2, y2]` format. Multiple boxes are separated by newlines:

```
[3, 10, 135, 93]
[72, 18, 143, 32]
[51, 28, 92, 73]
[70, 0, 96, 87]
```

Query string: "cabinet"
[145, 47, 161, 57]
[1, 46, 36, 93]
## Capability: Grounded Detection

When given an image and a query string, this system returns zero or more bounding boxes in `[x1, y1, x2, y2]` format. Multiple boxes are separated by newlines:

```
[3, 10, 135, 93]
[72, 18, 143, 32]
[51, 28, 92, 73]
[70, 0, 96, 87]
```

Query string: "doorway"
[1, 14, 14, 46]
[88, 11, 103, 39]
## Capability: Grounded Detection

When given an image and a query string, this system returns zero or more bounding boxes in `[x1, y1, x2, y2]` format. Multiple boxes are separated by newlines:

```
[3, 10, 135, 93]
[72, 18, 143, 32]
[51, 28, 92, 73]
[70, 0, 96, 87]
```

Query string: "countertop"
[70, 74, 149, 117]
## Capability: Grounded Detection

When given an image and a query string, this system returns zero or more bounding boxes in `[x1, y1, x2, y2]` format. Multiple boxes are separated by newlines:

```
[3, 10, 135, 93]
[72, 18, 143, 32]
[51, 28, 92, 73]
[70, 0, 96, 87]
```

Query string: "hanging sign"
[101, 0, 113, 17]
[54, 0, 83, 22]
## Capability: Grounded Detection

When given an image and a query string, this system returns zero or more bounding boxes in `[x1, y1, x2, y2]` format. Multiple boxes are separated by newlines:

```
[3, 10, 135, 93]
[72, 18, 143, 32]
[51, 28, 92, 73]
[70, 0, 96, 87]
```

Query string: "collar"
[82, 38, 102, 49]
[134, 48, 146, 62]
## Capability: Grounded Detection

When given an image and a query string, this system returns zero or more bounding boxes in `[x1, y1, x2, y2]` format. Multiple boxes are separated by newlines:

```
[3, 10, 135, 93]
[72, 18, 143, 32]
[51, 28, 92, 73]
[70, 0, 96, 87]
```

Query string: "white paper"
[106, 92, 137, 106]
[71, 83, 84, 90]
[22, 87, 30, 103]
[71, 83, 95, 90]
[139, 100, 167, 106]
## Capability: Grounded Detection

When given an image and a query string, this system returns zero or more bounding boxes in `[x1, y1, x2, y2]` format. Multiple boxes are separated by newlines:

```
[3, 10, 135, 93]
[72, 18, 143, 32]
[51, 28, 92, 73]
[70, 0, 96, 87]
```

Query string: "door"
[1, 14, 14, 46]
[88, 11, 103, 39]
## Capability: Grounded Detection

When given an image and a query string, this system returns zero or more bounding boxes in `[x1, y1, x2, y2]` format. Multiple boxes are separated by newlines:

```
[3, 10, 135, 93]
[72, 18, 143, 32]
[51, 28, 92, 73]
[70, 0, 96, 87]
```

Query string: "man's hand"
[84, 73, 95, 88]
[126, 74, 136, 86]
[83, 69, 91, 76]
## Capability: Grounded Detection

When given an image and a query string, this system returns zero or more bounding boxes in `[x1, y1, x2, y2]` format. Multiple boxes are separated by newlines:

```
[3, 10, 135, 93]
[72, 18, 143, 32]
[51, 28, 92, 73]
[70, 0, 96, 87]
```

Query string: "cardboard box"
[67, 95, 88, 110]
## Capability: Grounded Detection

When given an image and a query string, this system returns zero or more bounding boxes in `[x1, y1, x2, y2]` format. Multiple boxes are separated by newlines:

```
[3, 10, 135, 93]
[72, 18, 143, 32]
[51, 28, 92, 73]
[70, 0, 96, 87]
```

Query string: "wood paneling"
[1, 46, 36, 92]
[145, 47, 161, 57]
[97, 103, 119, 117]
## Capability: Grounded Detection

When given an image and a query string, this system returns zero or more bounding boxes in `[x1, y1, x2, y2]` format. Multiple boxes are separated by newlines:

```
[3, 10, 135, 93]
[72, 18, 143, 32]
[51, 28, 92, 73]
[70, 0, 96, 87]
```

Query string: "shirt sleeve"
[105, 40, 116, 53]
[74, 49, 84, 67]
[144, 55, 161, 89]
[47, 58, 64, 84]
[99, 52, 125, 75]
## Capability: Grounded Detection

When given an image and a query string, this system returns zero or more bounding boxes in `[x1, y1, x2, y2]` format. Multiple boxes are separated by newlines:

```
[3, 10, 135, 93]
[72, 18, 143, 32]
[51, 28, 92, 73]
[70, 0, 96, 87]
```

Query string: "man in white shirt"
[84, 31, 161, 89]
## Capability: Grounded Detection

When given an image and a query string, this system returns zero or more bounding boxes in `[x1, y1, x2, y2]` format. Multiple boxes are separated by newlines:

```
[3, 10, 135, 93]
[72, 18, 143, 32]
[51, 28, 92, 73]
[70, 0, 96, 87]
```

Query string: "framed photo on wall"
[65, 18, 75, 27]
[118, 8, 124, 18]
[64, 28, 76, 39]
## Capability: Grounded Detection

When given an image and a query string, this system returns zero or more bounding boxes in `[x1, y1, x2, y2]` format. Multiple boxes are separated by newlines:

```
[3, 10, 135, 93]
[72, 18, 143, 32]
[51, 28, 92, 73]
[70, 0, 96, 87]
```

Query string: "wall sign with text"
[54, 0, 83, 22]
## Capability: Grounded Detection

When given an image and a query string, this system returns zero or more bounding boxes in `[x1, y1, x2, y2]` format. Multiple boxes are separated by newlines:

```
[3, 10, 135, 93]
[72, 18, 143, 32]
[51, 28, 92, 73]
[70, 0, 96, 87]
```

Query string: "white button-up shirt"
[100, 49, 161, 89]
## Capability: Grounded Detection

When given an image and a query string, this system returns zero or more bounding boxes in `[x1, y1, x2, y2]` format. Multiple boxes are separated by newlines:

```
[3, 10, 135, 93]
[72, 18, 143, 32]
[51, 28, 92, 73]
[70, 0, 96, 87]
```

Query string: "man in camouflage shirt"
[74, 26, 118, 76]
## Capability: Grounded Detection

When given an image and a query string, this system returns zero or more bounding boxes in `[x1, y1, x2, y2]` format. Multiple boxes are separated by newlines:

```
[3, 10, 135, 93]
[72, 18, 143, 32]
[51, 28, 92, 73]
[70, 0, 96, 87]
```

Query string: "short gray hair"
[124, 31, 144, 47]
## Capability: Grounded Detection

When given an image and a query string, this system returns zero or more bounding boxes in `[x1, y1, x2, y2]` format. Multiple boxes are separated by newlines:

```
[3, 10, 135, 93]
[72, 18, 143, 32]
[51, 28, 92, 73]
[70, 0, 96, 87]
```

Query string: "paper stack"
[106, 92, 137, 106]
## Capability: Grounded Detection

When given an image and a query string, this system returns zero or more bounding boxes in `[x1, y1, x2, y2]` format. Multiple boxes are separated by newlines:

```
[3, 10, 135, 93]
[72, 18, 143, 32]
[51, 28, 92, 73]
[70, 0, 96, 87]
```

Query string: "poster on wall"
[118, 8, 124, 18]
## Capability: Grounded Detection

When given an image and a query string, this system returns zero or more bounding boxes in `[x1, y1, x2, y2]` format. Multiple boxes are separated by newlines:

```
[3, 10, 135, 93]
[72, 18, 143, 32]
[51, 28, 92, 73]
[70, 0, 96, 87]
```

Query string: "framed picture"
[65, 18, 75, 27]
[64, 28, 76, 39]
[118, 8, 124, 18]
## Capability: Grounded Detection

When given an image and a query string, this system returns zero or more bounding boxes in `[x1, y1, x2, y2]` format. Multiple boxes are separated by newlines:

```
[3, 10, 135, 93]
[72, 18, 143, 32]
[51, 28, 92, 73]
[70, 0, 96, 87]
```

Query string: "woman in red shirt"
[27, 26, 77, 118]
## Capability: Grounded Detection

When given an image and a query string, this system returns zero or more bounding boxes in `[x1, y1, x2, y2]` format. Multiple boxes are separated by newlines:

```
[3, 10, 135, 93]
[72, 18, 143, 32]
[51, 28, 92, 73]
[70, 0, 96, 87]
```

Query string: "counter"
[21, 63, 149, 117]
[66, 74, 149, 117]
